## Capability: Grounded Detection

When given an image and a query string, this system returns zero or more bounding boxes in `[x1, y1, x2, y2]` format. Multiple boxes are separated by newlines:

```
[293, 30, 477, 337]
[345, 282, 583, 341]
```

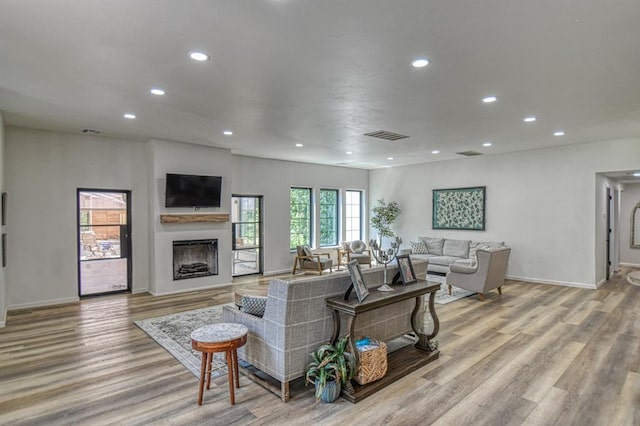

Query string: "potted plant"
[304, 336, 356, 402]
[370, 199, 401, 240]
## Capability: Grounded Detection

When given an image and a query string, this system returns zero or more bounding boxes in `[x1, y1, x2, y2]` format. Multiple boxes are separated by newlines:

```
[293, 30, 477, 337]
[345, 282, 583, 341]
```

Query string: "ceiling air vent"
[364, 130, 409, 141]
[456, 150, 483, 157]
[81, 128, 102, 135]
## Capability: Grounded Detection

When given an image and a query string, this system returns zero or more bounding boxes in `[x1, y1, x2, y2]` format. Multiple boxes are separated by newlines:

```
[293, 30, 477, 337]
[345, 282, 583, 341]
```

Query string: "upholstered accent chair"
[446, 246, 511, 301]
[337, 240, 372, 269]
[291, 245, 333, 274]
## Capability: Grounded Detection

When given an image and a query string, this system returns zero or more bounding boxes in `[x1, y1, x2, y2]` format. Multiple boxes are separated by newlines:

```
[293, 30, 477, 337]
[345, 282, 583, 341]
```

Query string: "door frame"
[77, 188, 132, 297]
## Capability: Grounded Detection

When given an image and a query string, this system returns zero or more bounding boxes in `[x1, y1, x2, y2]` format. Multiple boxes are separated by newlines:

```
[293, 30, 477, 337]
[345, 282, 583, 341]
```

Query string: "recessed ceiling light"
[432, 150, 440, 154]
[554, 131, 566, 136]
[387, 157, 394, 160]
[346, 151, 353, 155]
[295, 143, 303, 147]
[150, 88, 165, 96]
[483, 142, 492, 147]
[633, 172, 640, 177]
[123, 113, 136, 119]
[524, 116, 537, 122]
[482, 96, 498, 103]
[412, 58, 430, 68]
[189, 51, 210, 62]
[223, 130, 233, 136]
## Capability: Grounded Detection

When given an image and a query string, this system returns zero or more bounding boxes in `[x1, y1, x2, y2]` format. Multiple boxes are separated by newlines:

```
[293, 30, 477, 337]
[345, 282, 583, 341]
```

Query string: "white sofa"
[406, 236, 506, 274]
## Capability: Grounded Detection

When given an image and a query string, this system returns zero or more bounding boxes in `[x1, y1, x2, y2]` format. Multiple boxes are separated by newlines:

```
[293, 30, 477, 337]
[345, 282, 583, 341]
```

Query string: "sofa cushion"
[428, 255, 463, 266]
[419, 237, 444, 256]
[240, 295, 267, 317]
[443, 239, 470, 258]
[410, 240, 429, 254]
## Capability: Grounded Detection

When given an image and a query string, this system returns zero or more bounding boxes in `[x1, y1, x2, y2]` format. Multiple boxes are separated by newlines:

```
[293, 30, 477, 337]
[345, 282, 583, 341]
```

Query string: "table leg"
[226, 350, 236, 405]
[198, 352, 207, 405]
[413, 292, 440, 351]
[330, 310, 340, 345]
[206, 352, 213, 390]
[233, 348, 240, 388]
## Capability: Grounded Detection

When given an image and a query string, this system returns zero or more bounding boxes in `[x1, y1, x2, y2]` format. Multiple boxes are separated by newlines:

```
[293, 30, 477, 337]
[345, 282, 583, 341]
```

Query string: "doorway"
[77, 189, 131, 296]
[232, 195, 263, 276]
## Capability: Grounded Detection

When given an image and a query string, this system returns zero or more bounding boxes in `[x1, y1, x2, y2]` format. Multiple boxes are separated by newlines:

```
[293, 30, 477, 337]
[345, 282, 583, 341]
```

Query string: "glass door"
[78, 189, 131, 296]
[232, 195, 263, 276]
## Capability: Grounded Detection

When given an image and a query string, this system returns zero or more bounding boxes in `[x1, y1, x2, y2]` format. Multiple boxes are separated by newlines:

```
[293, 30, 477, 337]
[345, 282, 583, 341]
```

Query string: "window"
[319, 189, 339, 247]
[290, 187, 312, 249]
[345, 190, 363, 241]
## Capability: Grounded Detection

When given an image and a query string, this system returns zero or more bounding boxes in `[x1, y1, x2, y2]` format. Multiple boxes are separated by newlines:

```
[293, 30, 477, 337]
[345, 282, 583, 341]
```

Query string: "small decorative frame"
[433, 186, 486, 230]
[346, 260, 369, 302]
[396, 254, 417, 285]
[1, 192, 6, 226]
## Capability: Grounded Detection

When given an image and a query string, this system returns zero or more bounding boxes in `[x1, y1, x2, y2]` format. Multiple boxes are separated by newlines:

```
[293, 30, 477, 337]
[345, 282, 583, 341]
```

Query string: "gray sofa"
[407, 236, 506, 273]
[222, 259, 428, 401]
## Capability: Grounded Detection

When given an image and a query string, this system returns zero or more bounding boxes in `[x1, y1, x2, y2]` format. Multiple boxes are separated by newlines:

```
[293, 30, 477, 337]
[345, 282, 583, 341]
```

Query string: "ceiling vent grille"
[456, 150, 483, 156]
[81, 128, 102, 135]
[364, 130, 409, 141]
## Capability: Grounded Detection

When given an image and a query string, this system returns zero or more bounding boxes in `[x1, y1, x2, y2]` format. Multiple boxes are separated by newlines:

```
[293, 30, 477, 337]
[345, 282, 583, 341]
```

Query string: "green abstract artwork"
[432, 187, 485, 230]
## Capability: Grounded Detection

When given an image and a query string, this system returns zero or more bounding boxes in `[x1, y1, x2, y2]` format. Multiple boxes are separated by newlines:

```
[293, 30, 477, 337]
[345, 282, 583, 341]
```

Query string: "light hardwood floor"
[1, 269, 639, 425]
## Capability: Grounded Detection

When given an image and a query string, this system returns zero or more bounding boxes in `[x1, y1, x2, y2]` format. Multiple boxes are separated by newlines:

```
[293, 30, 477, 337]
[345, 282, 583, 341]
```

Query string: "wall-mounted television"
[165, 173, 222, 208]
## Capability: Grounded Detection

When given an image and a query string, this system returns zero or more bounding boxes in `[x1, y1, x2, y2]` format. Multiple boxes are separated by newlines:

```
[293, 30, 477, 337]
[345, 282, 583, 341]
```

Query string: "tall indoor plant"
[304, 336, 356, 403]
[370, 199, 402, 284]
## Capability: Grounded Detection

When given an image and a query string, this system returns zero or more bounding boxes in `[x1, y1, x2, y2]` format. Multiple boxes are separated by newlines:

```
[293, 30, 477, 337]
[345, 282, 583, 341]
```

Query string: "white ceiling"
[1, 0, 640, 170]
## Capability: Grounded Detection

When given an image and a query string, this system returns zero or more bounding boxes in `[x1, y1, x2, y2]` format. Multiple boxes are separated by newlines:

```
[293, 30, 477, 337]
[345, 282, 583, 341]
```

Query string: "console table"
[325, 279, 441, 403]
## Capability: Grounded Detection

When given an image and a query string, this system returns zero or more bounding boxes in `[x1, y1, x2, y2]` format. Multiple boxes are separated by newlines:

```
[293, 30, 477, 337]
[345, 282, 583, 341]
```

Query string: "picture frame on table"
[396, 254, 417, 285]
[347, 260, 369, 302]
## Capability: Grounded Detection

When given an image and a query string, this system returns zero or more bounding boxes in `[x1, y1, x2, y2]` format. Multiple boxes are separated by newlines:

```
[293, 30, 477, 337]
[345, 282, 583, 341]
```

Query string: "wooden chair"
[292, 245, 333, 275]
[337, 240, 372, 269]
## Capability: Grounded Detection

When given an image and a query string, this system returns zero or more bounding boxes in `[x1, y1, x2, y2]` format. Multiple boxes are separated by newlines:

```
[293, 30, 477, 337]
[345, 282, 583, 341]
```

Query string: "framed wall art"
[432, 186, 486, 230]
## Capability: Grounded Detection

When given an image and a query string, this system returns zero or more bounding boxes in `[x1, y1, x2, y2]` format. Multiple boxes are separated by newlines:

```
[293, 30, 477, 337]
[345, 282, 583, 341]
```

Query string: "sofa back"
[259, 259, 428, 381]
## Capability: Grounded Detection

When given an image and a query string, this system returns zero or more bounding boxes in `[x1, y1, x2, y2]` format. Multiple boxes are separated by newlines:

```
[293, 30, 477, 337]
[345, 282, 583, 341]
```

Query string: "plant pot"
[315, 379, 341, 403]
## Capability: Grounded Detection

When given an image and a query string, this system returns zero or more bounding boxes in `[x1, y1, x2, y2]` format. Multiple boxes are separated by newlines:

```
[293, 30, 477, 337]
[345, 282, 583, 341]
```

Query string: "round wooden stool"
[191, 323, 248, 405]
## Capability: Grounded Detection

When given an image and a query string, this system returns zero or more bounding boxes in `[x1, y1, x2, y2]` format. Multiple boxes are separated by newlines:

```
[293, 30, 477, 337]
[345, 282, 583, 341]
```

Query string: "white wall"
[620, 182, 640, 266]
[5, 127, 150, 309]
[148, 140, 232, 294]
[232, 156, 369, 274]
[370, 138, 640, 288]
[0, 113, 5, 326]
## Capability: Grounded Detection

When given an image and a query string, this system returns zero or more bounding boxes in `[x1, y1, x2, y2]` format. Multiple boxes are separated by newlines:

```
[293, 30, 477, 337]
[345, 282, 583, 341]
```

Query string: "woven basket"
[354, 341, 387, 385]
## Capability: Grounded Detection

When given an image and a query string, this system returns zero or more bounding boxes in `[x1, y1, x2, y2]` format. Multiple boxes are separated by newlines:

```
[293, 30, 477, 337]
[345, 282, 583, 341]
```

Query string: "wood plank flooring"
[1, 269, 639, 425]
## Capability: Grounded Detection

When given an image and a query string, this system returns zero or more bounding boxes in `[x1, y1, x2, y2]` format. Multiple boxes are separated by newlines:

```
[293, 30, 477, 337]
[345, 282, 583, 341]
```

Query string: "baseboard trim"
[148, 283, 231, 297]
[263, 268, 291, 277]
[505, 275, 596, 290]
[7, 296, 80, 311]
[620, 262, 640, 268]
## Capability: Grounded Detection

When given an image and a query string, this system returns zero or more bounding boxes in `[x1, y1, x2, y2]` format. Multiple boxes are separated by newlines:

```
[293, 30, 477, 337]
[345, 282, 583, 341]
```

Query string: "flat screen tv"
[165, 173, 222, 208]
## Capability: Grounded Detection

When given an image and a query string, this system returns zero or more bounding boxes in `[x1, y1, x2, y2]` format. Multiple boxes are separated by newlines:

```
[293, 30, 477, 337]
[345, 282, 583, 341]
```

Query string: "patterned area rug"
[628, 271, 640, 287]
[427, 274, 476, 304]
[134, 304, 234, 379]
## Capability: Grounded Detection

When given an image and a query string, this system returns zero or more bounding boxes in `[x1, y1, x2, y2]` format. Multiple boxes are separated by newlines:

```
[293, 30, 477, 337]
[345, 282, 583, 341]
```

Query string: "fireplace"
[173, 239, 218, 280]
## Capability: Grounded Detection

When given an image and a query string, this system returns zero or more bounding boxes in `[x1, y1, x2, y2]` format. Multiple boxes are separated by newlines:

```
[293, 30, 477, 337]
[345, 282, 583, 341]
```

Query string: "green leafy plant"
[304, 336, 356, 401]
[371, 199, 401, 238]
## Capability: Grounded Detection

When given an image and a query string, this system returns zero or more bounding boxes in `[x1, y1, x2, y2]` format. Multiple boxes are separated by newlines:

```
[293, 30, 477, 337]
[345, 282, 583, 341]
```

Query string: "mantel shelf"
[160, 213, 230, 224]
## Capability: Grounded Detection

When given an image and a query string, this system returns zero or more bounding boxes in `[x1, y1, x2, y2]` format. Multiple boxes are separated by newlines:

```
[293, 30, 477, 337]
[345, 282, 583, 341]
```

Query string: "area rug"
[134, 304, 235, 380]
[627, 271, 640, 287]
[427, 274, 476, 304]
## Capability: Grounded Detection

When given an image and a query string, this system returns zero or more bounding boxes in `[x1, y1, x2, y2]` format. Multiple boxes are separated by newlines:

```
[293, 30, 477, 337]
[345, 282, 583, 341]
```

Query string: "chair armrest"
[449, 262, 477, 274]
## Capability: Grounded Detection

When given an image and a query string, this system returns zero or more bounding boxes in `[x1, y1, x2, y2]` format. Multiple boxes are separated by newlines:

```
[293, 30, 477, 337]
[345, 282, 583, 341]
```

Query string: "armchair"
[446, 246, 511, 301]
[291, 245, 333, 274]
[337, 240, 372, 269]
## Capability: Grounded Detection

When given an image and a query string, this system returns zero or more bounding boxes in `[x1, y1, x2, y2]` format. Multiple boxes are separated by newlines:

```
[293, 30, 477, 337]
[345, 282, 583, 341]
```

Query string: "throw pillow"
[303, 246, 314, 257]
[410, 240, 429, 254]
[342, 241, 352, 252]
[240, 295, 267, 317]
[350, 240, 367, 254]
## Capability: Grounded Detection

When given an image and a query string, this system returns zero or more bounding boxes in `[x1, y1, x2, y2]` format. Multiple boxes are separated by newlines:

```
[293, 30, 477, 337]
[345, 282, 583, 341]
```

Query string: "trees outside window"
[320, 189, 339, 247]
[290, 187, 312, 249]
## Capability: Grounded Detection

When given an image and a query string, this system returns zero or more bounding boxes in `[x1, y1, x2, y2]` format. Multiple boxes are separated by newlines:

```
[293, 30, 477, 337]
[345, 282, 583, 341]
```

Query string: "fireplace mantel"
[160, 213, 230, 224]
